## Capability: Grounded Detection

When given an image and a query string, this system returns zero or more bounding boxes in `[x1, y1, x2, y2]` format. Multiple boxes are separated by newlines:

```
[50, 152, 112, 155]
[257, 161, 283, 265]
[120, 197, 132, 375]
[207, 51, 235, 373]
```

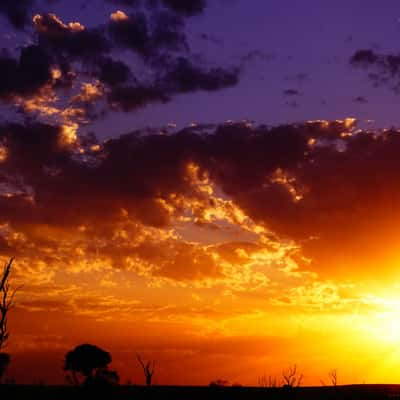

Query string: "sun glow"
[376, 313, 400, 343]
[361, 296, 400, 345]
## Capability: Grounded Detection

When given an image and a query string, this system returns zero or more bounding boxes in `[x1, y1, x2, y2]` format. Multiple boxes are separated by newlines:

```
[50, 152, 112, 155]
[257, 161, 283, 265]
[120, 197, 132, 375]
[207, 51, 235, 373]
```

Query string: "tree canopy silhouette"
[64, 344, 112, 385]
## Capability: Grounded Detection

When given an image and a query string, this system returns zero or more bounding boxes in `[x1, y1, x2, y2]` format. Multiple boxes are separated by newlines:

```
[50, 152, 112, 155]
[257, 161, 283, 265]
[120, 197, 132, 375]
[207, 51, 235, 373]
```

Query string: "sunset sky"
[2, 0, 400, 386]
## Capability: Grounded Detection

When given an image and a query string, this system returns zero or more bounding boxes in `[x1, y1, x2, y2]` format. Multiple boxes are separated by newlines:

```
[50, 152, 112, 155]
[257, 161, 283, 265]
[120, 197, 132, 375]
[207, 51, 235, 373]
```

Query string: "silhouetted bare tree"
[0, 258, 16, 383]
[0, 258, 15, 351]
[329, 369, 338, 386]
[282, 364, 303, 388]
[258, 373, 278, 387]
[136, 354, 155, 386]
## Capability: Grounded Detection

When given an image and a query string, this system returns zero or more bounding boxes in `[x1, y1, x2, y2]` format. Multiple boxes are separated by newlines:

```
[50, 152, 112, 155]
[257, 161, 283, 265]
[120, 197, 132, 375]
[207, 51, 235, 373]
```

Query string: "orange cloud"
[1, 120, 400, 385]
[33, 13, 85, 35]
[110, 10, 129, 22]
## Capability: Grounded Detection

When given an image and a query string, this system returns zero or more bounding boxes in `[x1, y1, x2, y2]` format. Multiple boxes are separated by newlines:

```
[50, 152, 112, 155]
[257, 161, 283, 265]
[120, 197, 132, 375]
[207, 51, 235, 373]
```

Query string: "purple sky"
[1, 0, 400, 138]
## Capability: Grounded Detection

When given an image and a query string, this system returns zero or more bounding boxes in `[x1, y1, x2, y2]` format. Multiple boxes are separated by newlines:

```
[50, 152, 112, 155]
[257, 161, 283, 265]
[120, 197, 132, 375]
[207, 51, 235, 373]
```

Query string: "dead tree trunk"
[282, 364, 303, 388]
[137, 354, 155, 386]
[0, 258, 15, 384]
[329, 369, 338, 386]
[0, 258, 15, 351]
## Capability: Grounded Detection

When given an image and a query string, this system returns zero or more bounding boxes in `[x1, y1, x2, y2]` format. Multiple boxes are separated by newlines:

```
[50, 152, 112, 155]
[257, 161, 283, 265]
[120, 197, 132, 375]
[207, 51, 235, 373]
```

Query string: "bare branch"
[258, 373, 278, 388]
[0, 258, 15, 351]
[329, 369, 338, 386]
[136, 353, 156, 386]
[282, 364, 303, 387]
[136, 354, 145, 370]
[0, 258, 13, 292]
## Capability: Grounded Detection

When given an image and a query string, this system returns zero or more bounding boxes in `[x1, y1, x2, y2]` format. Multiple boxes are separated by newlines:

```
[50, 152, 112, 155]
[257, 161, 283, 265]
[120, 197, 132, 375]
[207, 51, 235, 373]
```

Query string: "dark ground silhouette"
[1, 384, 400, 400]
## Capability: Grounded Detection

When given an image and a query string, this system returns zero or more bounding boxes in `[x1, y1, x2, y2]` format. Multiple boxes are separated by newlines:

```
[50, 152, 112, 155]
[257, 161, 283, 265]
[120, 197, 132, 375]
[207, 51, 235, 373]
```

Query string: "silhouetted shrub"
[92, 368, 120, 386]
[209, 379, 230, 387]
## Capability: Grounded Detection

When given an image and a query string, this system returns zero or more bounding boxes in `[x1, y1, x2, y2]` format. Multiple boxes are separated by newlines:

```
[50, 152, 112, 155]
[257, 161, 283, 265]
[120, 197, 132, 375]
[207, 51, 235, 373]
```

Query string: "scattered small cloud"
[283, 89, 301, 96]
[353, 95, 368, 104]
[350, 48, 400, 92]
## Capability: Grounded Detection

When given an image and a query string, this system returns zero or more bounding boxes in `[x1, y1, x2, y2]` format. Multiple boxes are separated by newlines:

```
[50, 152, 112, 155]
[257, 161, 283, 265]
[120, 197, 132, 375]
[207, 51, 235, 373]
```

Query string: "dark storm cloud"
[107, 85, 169, 110]
[108, 10, 187, 56]
[0, 0, 34, 29]
[94, 57, 132, 86]
[106, 0, 207, 16]
[0, 45, 51, 98]
[151, 11, 188, 52]
[0, 1, 239, 116]
[34, 13, 109, 59]
[350, 49, 379, 65]
[106, 10, 239, 106]
[0, 120, 338, 236]
[103, 57, 240, 110]
[3, 119, 400, 279]
[162, 57, 240, 93]
[160, 0, 206, 16]
[0, 122, 66, 174]
[108, 12, 151, 56]
[0, 120, 308, 232]
[350, 49, 400, 92]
